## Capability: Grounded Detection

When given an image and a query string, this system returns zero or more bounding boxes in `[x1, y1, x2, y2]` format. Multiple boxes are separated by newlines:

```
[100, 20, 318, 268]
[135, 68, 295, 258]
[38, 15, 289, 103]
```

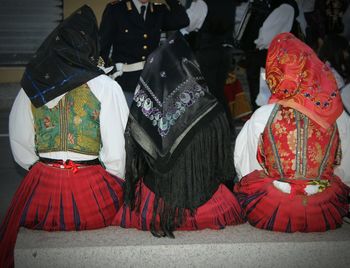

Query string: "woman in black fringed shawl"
[113, 31, 245, 237]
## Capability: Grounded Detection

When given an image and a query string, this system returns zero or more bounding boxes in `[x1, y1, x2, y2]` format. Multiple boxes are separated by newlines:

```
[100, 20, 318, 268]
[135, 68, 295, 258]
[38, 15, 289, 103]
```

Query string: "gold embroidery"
[308, 180, 330, 193]
[287, 130, 297, 151]
[73, 116, 82, 125]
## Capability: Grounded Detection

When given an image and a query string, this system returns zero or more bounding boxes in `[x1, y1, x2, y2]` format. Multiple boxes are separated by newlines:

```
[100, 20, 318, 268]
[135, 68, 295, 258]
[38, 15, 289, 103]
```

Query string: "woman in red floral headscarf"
[234, 32, 350, 232]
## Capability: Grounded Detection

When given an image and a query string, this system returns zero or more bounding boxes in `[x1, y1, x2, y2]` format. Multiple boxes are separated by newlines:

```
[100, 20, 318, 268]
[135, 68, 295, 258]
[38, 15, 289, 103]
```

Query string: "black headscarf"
[21, 5, 103, 108]
[124, 32, 235, 237]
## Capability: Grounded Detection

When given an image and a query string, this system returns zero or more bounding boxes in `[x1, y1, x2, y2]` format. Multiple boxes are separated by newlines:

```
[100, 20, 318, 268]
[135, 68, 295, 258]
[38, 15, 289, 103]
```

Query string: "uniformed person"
[99, 0, 189, 106]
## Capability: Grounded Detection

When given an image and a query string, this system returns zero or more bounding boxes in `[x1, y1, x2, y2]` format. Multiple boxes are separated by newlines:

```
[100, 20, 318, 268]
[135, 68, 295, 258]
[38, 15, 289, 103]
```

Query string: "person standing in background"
[302, 0, 320, 51]
[99, 0, 189, 106]
[193, 0, 238, 131]
[180, 0, 208, 39]
[304, 0, 348, 52]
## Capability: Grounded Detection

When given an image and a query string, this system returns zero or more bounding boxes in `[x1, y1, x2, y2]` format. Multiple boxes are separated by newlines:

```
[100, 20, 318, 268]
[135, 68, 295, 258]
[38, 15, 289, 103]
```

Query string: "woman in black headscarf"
[0, 6, 129, 267]
[113, 31, 245, 237]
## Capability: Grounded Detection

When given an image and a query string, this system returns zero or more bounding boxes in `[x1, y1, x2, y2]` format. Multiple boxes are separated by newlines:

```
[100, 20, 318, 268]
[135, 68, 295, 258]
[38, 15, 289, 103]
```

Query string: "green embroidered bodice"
[32, 84, 101, 155]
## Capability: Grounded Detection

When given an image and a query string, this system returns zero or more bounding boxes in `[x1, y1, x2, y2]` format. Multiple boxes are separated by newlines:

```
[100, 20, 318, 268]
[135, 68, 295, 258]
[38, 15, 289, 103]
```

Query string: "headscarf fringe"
[124, 110, 235, 235]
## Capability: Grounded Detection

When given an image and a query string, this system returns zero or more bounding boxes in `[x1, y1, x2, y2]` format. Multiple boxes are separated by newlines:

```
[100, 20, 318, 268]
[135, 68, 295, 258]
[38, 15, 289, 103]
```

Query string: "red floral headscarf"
[266, 32, 343, 129]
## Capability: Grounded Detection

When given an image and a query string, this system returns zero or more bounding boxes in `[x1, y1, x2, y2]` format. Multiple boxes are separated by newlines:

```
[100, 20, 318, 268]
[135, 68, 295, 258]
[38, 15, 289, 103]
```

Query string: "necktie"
[140, 5, 146, 21]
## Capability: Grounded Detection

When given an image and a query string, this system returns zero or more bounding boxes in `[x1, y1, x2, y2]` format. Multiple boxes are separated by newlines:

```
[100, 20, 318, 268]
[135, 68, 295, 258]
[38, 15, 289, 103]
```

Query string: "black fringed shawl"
[124, 31, 235, 237]
[21, 5, 103, 108]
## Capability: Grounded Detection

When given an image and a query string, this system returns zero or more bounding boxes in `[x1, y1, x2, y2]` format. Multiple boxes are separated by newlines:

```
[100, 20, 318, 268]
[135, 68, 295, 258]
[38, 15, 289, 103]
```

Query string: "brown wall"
[64, 0, 110, 23]
[0, 67, 24, 83]
[0, 0, 109, 83]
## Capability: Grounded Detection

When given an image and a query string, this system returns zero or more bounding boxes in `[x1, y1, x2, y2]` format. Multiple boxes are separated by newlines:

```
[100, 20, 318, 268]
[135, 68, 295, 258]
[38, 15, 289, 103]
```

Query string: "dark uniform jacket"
[199, 0, 236, 49]
[99, 0, 189, 92]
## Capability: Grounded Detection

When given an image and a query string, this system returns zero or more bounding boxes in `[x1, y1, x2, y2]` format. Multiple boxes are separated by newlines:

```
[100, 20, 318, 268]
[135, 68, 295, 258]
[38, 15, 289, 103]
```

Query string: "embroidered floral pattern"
[266, 33, 343, 129]
[44, 116, 54, 128]
[134, 77, 206, 136]
[257, 105, 340, 180]
[32, 84, 101, 155]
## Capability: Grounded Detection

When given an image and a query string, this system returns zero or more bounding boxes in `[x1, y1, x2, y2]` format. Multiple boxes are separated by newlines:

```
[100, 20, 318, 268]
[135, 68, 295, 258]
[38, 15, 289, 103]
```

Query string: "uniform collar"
[132, 0, 149, 13]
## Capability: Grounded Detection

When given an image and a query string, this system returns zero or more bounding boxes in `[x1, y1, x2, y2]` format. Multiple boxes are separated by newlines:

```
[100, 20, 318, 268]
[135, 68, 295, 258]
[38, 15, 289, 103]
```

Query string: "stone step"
[15, 223, 350, 268]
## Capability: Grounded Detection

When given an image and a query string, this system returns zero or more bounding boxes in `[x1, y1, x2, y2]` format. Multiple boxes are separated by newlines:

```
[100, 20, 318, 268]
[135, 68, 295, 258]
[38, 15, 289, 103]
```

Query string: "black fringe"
[124, 108, 235, 237]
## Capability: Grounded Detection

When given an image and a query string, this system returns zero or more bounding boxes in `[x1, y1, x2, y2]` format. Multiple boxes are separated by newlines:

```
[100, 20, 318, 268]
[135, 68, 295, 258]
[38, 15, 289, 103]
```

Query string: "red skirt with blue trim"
[113, 180, 245, 231]
[234, 170, 350, 232]
[0, 162, 124, 268]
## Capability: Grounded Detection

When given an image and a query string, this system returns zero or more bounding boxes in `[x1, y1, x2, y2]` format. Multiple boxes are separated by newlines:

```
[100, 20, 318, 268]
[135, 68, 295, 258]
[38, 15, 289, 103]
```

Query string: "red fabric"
[257, 106, 340, 180]
[113, 181, 245, 231]
[0, 162, 124, 268]
[287, 179, 308, 197]
[50, 160, 80, 173]
[224, 73, 252, 119]
[266, 33, 343, 129]
[235, 104, 349, 233]
[224, 83, 235, 104]
[234, 170, 349, 232]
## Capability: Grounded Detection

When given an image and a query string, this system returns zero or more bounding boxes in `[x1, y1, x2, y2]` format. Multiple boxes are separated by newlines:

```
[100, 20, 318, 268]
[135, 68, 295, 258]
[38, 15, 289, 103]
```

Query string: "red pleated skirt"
[0, 162, 124, 268]
[112, 180, 245, 231]
[234, 170, 350, 233]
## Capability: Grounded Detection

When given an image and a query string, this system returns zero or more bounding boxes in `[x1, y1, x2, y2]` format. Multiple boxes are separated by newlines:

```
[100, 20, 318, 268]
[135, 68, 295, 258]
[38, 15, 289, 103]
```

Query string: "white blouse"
[9, 74, 129, 178]
[180, 0, 208, 35]
[254, 4, 295, 50]
[234, 104, 350, 187]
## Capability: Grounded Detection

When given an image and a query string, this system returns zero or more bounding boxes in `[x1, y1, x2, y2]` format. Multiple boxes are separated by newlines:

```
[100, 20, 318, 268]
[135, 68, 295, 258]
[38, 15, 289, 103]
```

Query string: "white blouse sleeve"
[254, 4, 295, 50]
[181, 0, 208, 34]
[234, 104, 274, 179]
[88, 75, 129, 178]
[9, 89, 38, 170]
[341, 84, 350, 114]
[335, 111, 350, 187]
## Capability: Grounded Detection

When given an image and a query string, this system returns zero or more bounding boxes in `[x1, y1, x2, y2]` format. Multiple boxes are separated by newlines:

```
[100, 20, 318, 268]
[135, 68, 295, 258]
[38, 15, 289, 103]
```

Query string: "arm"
[99, 3, 116, 65]
[234, 104, 274, 179]
[341, 84, 350, 115]
[9, 89, 38, 170]
[335, 110, 350, 187]
[254, 4, 294, 50]
[256, 68, 271, 106]
[180, 0, 207, 34]
[89, 75, 129, 178]
[161, 0, 190, 31]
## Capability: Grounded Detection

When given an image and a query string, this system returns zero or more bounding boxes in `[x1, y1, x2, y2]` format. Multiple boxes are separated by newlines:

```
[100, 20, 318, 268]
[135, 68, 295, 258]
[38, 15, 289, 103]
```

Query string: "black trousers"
[244, 49, 267, 111]
[196, 45, 233, 127]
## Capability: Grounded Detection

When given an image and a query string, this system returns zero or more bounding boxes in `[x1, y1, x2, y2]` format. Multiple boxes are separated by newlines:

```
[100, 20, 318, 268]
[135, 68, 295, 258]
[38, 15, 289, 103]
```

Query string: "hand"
[304, 185, 320, 196]
[272, 180, 291, 194]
